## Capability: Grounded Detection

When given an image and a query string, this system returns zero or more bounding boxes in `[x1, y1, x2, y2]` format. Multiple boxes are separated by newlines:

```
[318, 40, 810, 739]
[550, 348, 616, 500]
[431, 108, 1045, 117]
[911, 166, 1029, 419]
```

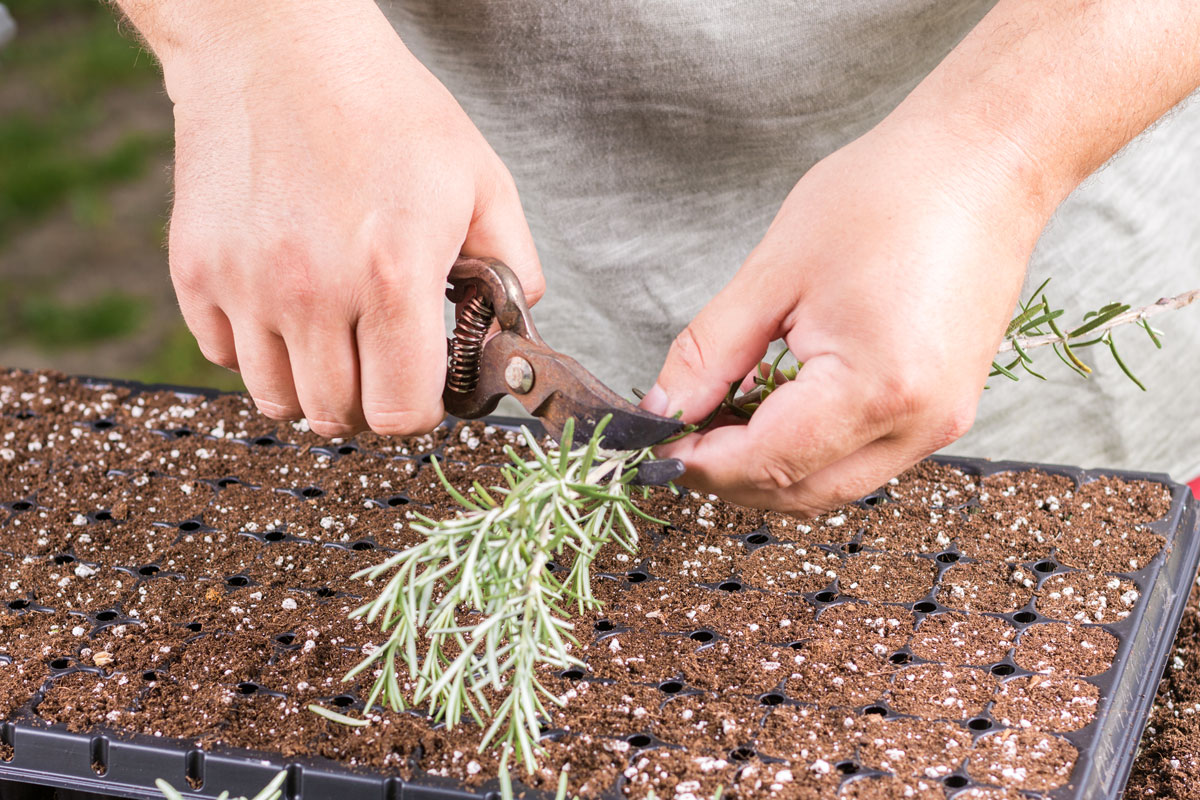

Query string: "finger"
[282, 319, 367, 438]
[231, 324, 302, 421]
[657, 354, 891, 495]
[178, 300, 239, 372]
[463, 169, 545, 305]
[707, 437, 920, 515]
[357, 261, 447, 436]
[640, 267, 793, 424]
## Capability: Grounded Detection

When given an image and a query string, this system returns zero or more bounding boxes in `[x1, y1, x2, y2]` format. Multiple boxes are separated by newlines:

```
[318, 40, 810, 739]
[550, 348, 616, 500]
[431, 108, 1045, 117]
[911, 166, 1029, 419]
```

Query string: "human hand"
[641, 116, 1052, 515]
[156, 2, 541, 436]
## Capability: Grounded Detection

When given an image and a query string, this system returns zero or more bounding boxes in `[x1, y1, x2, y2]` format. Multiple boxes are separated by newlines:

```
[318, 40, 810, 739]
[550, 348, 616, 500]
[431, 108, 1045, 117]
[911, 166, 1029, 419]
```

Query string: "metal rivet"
[504, 357, 534, 394]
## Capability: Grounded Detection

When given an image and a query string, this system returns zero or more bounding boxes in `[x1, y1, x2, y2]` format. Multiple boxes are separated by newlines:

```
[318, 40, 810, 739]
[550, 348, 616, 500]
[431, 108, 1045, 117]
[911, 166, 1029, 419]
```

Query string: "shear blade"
[545, 400, 683, 451]
[628, 458, 686, 487]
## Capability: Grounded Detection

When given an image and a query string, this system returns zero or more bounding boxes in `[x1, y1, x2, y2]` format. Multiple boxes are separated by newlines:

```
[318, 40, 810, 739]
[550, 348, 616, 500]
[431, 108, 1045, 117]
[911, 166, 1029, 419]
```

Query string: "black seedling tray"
[0, 375, 1197, 800]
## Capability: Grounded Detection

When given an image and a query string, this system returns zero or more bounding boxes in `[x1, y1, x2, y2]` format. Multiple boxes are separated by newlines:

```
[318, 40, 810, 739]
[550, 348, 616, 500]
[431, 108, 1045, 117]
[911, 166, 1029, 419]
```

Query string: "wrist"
[868, 93, 1068, 247]
[116, 0, 401, 105]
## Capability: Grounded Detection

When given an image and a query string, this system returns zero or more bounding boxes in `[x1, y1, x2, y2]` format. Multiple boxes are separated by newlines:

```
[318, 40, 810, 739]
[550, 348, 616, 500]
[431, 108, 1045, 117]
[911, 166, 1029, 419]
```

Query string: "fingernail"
[641, 383, 670, 416]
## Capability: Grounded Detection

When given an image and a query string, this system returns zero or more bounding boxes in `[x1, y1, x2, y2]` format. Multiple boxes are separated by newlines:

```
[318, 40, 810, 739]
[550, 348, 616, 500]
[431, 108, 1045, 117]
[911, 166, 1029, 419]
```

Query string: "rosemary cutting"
[343, 417, 663, 773]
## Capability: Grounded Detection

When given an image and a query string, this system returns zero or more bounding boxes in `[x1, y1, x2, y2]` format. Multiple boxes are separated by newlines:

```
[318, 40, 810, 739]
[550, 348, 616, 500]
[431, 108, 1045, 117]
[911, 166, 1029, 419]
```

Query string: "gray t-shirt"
[382, 0, 1200, 482]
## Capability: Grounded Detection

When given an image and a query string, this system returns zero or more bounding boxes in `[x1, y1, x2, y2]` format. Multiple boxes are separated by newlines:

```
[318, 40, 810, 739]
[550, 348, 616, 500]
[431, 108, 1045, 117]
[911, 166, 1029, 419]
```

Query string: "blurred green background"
[0, 0, 243, 390]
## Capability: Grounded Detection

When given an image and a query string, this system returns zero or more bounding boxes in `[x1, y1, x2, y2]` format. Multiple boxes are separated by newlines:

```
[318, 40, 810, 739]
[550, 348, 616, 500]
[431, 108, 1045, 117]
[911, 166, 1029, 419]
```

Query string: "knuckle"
[668, 325, 709, 377]
[933, 400, 977, 447]
[364, 407, 445, 437]
[196, 341, 238, 372]
[253, 397, 302, 421]
[305, 415, 365, 439]
[749, 451, 807, 492]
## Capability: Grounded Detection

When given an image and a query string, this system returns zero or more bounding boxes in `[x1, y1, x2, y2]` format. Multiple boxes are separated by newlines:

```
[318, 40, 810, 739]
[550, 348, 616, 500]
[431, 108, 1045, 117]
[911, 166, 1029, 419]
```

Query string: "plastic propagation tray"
[0, 375, 1197, 800]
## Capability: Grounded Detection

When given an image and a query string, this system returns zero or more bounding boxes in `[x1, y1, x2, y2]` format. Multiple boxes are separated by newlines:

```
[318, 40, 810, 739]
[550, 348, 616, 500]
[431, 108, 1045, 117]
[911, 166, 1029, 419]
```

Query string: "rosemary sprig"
[343, 417, 662, 773]
[991, 282, 1198, 388]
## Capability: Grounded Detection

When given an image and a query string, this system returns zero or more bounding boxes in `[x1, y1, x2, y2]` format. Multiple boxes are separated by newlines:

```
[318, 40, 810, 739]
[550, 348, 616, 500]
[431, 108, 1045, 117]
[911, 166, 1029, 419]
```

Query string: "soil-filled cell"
[1036, 571, 1140, 624]
[909, 613, 1016, 666]
[968, 728, 1078, 792]
[938, 560, 1035, 613]
[1014, 623, 1119, 677]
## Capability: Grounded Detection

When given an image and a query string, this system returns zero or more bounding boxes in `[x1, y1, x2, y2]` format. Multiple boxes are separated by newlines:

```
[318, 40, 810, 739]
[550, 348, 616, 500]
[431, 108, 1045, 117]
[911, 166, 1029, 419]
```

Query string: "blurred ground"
[0, 0, 242, 391]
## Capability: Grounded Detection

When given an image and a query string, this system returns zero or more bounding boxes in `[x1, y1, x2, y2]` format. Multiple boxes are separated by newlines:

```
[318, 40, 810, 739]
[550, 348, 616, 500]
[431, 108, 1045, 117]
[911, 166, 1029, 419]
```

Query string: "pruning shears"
[443, 255, 685, 486]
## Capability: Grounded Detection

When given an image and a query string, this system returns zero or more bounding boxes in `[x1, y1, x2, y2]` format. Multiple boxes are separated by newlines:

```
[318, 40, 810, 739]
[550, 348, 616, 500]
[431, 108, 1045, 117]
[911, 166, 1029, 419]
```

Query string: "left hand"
[641, 115, 1050, 515]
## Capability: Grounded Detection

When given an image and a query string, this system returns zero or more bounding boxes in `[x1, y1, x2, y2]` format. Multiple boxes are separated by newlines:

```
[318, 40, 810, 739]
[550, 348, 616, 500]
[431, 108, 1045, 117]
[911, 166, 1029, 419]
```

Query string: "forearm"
[885, 0, 1200, 225]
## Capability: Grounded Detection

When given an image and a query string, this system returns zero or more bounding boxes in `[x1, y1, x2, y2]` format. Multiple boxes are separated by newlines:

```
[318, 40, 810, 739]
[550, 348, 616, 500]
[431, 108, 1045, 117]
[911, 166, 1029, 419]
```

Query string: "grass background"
[0, 0, 243, 390]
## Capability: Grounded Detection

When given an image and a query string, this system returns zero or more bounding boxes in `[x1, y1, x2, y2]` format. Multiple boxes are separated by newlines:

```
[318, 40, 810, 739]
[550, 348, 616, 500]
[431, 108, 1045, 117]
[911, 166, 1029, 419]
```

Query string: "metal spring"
[447, 293, 494, 393]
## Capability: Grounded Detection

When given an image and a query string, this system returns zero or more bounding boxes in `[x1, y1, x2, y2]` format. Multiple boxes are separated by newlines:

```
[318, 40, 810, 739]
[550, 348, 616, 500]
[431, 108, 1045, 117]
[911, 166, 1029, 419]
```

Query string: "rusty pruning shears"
[443, 256, 685, 486]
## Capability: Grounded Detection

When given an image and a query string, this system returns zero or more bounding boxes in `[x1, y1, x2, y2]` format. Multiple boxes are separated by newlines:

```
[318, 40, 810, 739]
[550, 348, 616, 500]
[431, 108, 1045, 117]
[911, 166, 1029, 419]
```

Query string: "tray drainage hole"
[15, 410, 35, 419]
[787, 641, 805, 650]
[843, 542, 862, 554]
[351, 541, 375, 551]
[142, 671, 159, 682]
[836, 761, 859, 776]
[337, 445, 357, 455]
[138, 565, 160, 577]
[386, 495, 410, 507]
[746, 533, 770, 545]
[689, 630, 715, 643]
[236, 682, 258, 695]
[627, 571, 649, 584]
[1012, 611, 1038, 624]
[92, 510, 113, 522]
[179, 520, 202, 532]
[1033, 560, 1056, 573]
[6, 599, 28, 611]
[625, 734, 652, 748]
[729, 746, 755, 762]
[559, 668, 585, 681]
[10, 501, 32, 512]
[253, 436, 276, 447]
[814, 590, 838, 603]
[53, 554, 76, 565]
[332, 694, 356, 708]
[226, 575, 250, 588]
[275, 633, 296, 646]
[944, 775, 969, 789]
[913, 601, 938, 614]
[889, 652, 911, 665]
[315, 587, 335, 598]
[658, 680, 684, 695]
[967, 717, 994, 732]
[863, 705, 888, 717]
[718, 581, 743, 592]
[90, 737, 109, 775]
[936, 552, 961, 564]
[171, 428, 193, 438]
[95, 610, 119, 622]
[595, 619, 615, 632]
[93, 420, 115, 431]
[264, 530, 286, 542]
[758, 692, 786, 707]
[217, 478, 240, 488]
[186, 751, 205, 790]
[300, 486, 324, 499]
[185, 622, 203, 633]
[990, 663, 1015, 676]
[50, 658, 71, 669]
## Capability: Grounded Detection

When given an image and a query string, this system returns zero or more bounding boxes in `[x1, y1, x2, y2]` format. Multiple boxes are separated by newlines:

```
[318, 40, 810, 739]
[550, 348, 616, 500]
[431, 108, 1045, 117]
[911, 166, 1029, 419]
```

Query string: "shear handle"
[446, 256, 541, 342]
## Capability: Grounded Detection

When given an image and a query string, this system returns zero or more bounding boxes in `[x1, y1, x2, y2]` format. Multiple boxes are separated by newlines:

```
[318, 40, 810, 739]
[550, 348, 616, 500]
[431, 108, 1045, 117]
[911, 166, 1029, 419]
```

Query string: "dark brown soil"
[0, 370, 1187, 799]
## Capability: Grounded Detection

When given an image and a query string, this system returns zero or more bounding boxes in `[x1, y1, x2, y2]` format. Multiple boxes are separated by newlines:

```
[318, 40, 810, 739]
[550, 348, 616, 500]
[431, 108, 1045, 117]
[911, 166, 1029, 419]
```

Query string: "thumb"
[462, 168, 545, 306]
[641, 268, 790, 423]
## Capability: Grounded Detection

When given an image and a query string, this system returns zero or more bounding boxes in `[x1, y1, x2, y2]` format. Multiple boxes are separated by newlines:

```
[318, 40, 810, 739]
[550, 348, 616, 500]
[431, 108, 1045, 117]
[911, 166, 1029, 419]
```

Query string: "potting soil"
[0, 370, 1195, 800]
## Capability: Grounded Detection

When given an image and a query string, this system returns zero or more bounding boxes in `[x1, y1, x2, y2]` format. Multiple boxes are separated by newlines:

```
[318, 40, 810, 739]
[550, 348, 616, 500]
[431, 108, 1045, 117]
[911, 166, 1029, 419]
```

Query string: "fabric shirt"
[381, 0, 1200, 482]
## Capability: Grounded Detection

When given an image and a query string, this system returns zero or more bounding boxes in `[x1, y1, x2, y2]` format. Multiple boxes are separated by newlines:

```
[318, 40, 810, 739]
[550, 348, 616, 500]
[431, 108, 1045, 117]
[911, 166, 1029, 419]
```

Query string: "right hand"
[160, 2, 542, 436]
